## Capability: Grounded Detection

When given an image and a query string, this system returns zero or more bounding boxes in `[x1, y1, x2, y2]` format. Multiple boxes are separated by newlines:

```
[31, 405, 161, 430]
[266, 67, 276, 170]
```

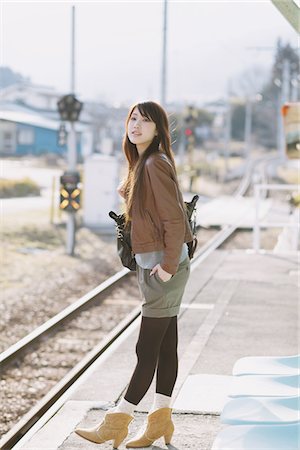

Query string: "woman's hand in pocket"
[150, 264, 173, 282]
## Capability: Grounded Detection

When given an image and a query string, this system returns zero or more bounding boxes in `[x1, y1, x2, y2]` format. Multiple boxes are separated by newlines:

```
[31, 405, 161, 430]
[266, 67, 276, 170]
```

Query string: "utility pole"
[71, 5, 75, 97]
[67, 5, 77, 255]
[161, 0, 168, 108]
[282, 58, 291, 104]
[223, 80, 232, 176]
[291, 76, 299, 102]
[68, 5, 77, 173]
[244, 97, 252, 160]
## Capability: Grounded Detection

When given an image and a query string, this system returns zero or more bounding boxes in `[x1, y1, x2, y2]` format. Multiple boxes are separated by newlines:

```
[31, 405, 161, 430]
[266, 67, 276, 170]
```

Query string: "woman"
[75, 101, 193, 448]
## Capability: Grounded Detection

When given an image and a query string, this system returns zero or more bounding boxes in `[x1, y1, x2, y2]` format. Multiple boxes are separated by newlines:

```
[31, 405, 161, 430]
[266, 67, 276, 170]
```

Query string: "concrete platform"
[15, 250, 298, 450]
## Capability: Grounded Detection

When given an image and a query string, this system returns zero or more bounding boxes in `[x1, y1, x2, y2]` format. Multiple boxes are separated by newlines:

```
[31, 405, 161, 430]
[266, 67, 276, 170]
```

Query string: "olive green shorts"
[136, 256, 191, 318]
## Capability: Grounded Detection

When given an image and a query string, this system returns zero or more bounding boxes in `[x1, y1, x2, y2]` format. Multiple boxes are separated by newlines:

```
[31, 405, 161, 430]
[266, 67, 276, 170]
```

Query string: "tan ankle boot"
[125, 407, 174, 448]
[75, 411, 134, 448]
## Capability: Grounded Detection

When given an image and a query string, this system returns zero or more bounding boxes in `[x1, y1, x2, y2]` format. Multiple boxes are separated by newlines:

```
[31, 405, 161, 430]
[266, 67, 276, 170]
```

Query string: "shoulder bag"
[109, 194, 199, 271]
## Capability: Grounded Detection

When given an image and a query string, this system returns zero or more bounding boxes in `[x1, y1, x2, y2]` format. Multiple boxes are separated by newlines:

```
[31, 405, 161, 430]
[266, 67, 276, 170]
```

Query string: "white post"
[291, 208, 300, 251]
[253, 184, 261, 252]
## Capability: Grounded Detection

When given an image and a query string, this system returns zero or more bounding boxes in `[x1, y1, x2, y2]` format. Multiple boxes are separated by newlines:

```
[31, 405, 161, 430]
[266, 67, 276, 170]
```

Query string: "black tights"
[124, 316, 178, 405]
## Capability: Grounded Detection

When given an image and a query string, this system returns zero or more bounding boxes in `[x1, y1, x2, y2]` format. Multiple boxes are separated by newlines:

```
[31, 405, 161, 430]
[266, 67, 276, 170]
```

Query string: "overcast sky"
[0, 1, 298, 106]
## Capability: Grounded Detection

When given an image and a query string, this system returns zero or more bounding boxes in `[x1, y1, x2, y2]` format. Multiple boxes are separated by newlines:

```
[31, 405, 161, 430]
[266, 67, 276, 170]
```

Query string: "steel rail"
[0, 268, 131, 368]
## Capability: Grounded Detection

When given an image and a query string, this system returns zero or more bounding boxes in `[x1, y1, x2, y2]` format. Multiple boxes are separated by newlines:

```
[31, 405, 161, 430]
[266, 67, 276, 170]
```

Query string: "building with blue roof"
[0, 102, 88, 157]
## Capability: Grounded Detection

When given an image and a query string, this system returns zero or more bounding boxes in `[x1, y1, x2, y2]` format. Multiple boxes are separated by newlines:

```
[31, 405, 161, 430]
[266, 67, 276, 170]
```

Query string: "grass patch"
[0, 177, 41, 198]
[2, 224, 66, 249]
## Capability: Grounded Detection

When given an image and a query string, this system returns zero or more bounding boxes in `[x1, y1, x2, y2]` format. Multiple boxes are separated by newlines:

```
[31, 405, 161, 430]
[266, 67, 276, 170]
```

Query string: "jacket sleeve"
[145, 157, 186, 275]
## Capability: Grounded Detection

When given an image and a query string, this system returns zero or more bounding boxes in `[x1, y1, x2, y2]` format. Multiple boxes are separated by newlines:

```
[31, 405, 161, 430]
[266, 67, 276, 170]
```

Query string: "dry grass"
[0, 177, 40, 198]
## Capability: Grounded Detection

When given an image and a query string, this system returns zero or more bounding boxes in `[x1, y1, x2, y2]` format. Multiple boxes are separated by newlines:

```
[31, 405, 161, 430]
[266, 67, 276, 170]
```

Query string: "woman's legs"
[156, 316, 178, 396]
[146, 316, 178, 414]
[124, 315, 177, 405]
[75, 316, 178, 447]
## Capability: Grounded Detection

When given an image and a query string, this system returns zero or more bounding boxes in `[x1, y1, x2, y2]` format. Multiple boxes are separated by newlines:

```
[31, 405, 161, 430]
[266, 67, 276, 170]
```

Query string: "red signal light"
[185, 128, 193, 136]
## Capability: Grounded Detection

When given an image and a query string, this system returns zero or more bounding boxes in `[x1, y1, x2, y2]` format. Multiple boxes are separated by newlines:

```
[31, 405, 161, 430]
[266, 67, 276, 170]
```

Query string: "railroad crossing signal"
[59, 171, 81, 212]
[183, 105, 198, 150]
[184, 128, 193, 137]
[183, 105, 198, 191]
[57, 94, 83, 122]
[185, 128, 195, 156]
[60, 186, 80, 212]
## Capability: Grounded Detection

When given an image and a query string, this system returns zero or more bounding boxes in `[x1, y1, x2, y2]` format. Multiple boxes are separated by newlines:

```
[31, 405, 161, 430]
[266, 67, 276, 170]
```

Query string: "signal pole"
[68, 5, 76, 255]
[57, 5, 83, 256]
[161, 0, 168, 107]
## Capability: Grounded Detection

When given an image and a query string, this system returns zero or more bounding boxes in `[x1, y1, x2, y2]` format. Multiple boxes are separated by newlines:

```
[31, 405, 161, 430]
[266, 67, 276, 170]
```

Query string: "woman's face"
[127, 107, 157, 152]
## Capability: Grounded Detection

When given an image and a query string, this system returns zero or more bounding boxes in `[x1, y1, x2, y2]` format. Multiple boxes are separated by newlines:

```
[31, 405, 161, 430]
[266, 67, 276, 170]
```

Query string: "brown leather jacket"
[130, 152, 193, 275]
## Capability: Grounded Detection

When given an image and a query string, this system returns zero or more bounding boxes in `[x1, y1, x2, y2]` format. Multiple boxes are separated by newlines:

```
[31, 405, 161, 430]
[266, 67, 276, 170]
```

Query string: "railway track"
[0, 156, 273, 449]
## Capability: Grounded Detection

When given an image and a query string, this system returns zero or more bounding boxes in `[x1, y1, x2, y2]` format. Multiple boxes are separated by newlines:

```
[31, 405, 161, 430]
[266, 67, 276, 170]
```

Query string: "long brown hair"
[122, 101, 177, 227]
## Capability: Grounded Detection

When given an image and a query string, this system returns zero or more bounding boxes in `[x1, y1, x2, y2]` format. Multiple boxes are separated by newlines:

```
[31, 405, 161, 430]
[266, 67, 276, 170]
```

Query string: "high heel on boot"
[125, 407, 174, 448]
[75, 411, 134, 448]
[164, 425, 174, 445]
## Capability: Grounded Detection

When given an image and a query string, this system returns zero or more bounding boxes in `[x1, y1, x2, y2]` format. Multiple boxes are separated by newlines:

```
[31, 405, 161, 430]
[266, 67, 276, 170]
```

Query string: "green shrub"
[0, 177, 41, 198]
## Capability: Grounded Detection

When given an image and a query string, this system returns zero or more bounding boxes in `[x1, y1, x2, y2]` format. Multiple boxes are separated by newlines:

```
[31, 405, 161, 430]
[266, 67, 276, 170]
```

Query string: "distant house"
[0, 103, 87, 156]
[1, 82, 187, 158]
[0, 82, 64, 117]
[0, 83, 90, 157]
